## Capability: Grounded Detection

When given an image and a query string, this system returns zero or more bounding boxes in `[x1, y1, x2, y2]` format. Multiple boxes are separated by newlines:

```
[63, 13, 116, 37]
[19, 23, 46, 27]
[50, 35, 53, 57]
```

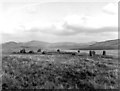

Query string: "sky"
[0, 0, 118, 43]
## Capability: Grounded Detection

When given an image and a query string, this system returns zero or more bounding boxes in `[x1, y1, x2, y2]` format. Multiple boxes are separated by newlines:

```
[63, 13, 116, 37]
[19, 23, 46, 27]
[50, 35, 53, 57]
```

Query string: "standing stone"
[20, 49, 26, 53]
[93, 51, 96, 56]
[89, 50, 92, 56]
[103, 50, 106, 56]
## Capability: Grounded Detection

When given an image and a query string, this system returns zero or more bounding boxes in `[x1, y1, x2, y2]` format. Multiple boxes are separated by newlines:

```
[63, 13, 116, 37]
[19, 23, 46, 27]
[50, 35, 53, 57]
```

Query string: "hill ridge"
[1, 39, 119, 53]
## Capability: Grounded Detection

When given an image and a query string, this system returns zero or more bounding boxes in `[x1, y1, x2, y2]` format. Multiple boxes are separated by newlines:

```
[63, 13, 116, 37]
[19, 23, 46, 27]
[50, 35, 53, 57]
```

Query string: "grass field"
[68, 50, 119, 58]
[2, 52, 119, 90]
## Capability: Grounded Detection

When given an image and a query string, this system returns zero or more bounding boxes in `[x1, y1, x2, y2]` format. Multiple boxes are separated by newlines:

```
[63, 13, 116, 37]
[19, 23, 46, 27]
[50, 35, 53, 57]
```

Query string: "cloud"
[26, 21, 117, 36]
[63, 23, 117, 34]
[25, 3, 118, 36]
[103, 3, 118, 14]
[1, 2, 117, 33]
[1, 2, 118, 43]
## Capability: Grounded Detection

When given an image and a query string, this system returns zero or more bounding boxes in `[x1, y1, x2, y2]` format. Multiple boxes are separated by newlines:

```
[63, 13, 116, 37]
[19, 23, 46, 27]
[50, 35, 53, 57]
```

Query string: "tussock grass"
[2, 54, 119, 90]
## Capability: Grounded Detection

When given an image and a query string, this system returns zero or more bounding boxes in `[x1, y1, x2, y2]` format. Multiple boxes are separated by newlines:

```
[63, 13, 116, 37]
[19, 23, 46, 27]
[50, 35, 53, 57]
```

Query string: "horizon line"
[1, 38, 119, 44]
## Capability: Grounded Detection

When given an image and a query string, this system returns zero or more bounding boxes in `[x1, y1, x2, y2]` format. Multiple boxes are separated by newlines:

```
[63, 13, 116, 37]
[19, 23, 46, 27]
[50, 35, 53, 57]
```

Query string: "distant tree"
[37, 49, 41, 52]
[57, 49, 60, 52]
[102, 50, 106, 56]
[20, 49, 26, 53]
[28, 50, 34, 54]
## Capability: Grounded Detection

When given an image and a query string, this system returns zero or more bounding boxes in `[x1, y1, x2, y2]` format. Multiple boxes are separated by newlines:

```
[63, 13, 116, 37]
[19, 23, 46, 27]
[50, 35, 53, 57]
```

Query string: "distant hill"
[1, 39, 119, 53]
[1, 41, 50, 53]
[49, 42, 89, 49]
[75, 39, 119, 50]
[21, 40, 50, 48]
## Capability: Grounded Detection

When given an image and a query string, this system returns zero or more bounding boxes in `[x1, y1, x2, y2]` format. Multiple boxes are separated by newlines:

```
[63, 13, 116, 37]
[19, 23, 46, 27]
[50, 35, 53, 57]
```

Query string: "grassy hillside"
[88, 39, 119, 50]
[74, 39, 119, 50]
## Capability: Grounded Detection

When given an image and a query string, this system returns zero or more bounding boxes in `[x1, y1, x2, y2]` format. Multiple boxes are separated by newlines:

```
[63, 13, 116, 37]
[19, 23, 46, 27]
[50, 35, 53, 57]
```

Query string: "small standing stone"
[78, 50, 80, 53]
[57, 49, 60, 53]
[92, 51, 96, 56]
[37, 49, 41, 52]
[28, 50, 34, 54]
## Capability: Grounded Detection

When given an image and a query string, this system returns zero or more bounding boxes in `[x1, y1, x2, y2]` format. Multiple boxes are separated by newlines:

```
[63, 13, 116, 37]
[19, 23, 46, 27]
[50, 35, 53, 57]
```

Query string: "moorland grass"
[2, 53, 119, 90]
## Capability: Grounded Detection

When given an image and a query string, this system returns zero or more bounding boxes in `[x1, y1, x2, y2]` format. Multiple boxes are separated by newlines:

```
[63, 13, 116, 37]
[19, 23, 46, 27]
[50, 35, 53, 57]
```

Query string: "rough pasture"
[2, 53, 119, 90]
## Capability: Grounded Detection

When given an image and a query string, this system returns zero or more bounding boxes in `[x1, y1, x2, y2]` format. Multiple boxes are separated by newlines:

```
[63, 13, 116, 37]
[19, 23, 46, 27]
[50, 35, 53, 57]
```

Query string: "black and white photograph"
[0, 0, 119, 90]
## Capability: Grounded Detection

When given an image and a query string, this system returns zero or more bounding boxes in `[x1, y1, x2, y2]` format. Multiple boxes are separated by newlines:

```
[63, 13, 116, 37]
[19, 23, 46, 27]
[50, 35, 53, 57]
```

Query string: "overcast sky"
[0, 0, 118, 43]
